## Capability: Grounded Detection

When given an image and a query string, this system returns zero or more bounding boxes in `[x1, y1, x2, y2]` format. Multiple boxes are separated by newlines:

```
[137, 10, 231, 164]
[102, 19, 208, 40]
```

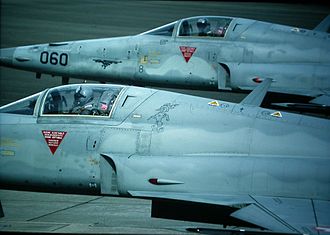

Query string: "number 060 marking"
[40, 51, 68, 66]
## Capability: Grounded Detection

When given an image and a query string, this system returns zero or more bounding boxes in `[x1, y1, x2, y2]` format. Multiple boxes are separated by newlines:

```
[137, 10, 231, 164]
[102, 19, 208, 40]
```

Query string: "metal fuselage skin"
[1, 16, 330, 96]
[0, 85, 329, 201]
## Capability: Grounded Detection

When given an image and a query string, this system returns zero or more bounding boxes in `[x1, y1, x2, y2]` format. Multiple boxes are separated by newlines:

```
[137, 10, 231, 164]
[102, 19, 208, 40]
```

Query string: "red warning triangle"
[179, 46, 196, 63]
[42, 130, 67, 155]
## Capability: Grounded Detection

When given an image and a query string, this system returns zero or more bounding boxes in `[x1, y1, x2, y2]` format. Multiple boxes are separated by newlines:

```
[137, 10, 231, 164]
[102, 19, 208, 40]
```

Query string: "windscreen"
[0, 93, 40, 115]
[141, 21, 177, 36]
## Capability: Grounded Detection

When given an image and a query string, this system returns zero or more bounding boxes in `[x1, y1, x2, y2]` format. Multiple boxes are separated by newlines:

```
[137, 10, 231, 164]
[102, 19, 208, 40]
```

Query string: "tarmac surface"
[0, 1, 329, 234]
[0, 189, 222, 234]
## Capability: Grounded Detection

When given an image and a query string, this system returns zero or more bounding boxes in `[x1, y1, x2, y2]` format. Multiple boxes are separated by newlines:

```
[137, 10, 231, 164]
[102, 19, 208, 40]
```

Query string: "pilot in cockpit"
[197, 18, 210, 36]
[71, 86, 95, 115]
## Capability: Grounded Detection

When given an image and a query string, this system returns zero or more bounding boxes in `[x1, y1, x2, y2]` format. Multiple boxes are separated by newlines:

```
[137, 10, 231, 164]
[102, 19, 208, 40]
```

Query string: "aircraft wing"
[129, 191, 330, 234]
[240, 78, 272, 107]
[246, 78, 330, 115]
[314, 15, 330, 33]
[270, 93, 330, 115]
[310, 94, 330, 107]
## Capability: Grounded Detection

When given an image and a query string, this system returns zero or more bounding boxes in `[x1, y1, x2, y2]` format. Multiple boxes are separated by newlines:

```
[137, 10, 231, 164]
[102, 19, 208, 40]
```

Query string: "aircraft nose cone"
[0, 47, 16, 67]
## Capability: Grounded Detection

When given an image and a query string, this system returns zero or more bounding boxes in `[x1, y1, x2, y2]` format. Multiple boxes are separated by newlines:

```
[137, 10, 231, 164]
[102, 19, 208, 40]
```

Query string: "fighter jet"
[1, 15, 330, 105]
[0, 80, 329, 234]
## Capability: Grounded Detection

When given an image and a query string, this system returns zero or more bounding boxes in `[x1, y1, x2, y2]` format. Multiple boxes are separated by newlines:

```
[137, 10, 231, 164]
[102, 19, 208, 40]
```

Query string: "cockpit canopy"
[42, 84, 123, 116]
[0, 84, 123, 117]
[178, 17, 232, 37]
[142, 16, 233, 38]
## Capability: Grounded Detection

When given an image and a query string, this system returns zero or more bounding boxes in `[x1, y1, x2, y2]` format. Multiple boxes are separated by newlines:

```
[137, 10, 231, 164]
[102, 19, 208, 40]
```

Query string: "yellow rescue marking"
[88, 157, 99, 165]
[208, 100, 220, 107]
[0, 150, 15, 156]
[140, 55, 148, 64]
[0, 138, 18, 147]
[271, 111, 282, 118]
[149, 59, 160, 64]
[149, 50, 160, 56]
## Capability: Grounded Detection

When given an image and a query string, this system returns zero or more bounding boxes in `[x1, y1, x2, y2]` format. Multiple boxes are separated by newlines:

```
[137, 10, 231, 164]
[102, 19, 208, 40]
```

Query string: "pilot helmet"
[74, 85, 93, 105]
[197, 18, 209, 29]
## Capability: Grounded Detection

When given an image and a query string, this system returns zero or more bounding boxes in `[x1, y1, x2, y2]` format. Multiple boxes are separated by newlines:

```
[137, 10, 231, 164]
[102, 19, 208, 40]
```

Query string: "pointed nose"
[0, 47, 16, 67]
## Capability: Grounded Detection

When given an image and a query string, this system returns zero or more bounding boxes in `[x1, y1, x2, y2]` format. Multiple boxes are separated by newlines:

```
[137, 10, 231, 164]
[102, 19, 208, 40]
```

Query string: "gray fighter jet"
[1, 16, 330, 104]
[0, 80, 329, 234]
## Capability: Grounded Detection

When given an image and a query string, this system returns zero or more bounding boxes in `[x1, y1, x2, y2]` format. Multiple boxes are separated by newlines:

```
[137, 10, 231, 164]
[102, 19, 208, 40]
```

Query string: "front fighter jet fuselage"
[0, 82, 329, 233]
[1, 16, 330, 97]
[0, 83, 329, 199]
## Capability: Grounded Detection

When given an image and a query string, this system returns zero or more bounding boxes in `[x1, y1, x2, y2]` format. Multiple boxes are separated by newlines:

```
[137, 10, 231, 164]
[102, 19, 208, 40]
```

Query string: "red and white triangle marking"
[42, 130, 67, 155]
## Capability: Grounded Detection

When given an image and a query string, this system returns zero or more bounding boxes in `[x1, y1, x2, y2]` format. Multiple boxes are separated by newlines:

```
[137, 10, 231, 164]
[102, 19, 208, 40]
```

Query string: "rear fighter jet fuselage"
[1, 16, 329, 97]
